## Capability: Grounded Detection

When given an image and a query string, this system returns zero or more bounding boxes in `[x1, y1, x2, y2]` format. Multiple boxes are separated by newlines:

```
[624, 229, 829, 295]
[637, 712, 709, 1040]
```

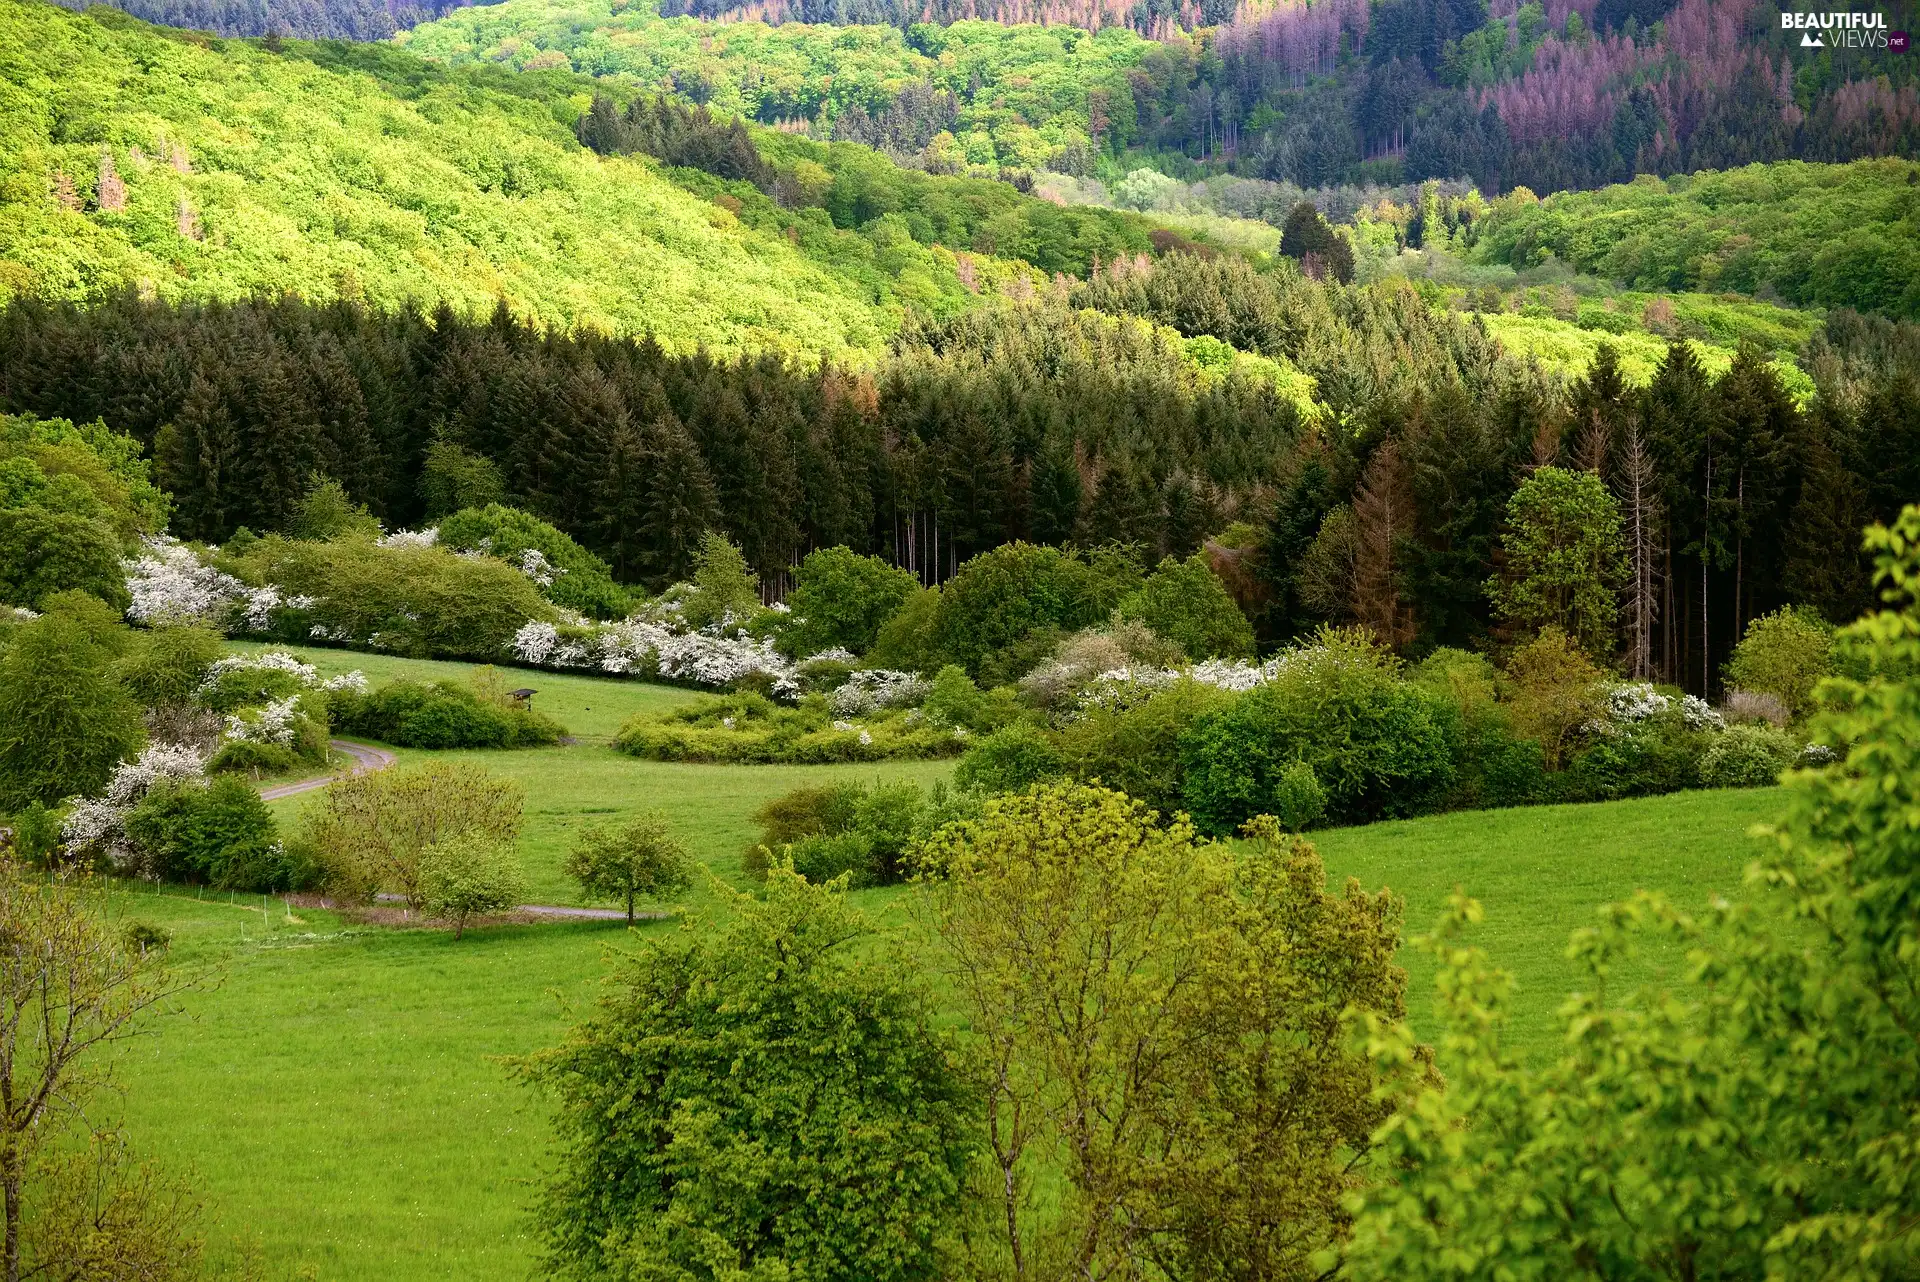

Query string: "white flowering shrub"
[199, 650, 319, 693]
[124, 537, 247, 626]
[1605, 682, 1673, 722]
[321, 670, 369, 694]
[377, 527, 439, 549]
[509, 616, 797, 694]
[61, 743, 208, 866]
[225, 696, 302, 748]
[1681, 694, 1726, 731]
[1076, 666, 1182, 715]
[829, 670, 930, 718]
[515, 548, 564, 587]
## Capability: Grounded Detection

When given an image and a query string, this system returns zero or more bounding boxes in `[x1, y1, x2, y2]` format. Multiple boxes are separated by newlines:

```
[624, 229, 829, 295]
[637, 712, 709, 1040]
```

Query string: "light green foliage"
[418, 439, 505, 518]
[779, 545, 917, 657]
[678, 532, 760, 632]
[615, 691, 964, 764]
[0, 414, 168, 539]
[114, 626, 226, 709]
[1179, 629, 1455, 832]
[404, 1, 1155, 176]
[435, 504, 629, 619]
[224, 534, 556, 660]
[418, 832, 525, 940]
[1725, 606, 1833, 721]
[1117, 553, 1255, 660]
[1344, 504, 1920, 1281]
[1489, 466, 1627, 656]
[0, 1, 891, 358]
[562, 811, 694, 924]
[1270, 759, 1328, 832]
[286, 477, 381, 542]
[298, 761, 524, 910]
[0, 611, 143, 811]
[0, 414, 163, 612]
[515, 867, 973, 1282]
[1499, 626, 1605, 770]
[919, 785, 1416, 1281]
[920, 664, 987, 731]
[1473, 159, 1920, 318]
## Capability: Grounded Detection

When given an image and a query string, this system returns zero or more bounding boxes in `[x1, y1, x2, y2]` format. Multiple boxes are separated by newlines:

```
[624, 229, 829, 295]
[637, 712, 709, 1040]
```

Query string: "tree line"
[1, 285, 1912, 694]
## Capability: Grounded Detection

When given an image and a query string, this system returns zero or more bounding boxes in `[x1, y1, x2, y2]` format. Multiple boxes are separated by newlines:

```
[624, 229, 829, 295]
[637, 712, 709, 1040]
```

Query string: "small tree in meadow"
[0, 612, 144, 812]
[298, 762, 523, 910]
[780, 545, 917, 656]
[563, 812, 695, 925]
[418, 832, 525, 940]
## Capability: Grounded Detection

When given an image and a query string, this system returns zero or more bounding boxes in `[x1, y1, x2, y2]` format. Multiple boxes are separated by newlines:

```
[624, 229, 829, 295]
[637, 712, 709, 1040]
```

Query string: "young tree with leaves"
[563, 813, 695, 926]
[1489, 466, 1627, 657]
[516, 868, 972, 1282]
[917, 782, 1418, 1282]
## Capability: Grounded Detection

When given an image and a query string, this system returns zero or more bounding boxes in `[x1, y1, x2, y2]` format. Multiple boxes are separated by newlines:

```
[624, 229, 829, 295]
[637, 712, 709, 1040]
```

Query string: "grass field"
[109, 648, 1789, 1278]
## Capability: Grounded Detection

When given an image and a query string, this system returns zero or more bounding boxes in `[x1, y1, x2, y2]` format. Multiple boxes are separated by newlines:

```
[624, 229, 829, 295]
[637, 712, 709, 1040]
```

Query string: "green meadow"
[105, 649, 1784, 1279]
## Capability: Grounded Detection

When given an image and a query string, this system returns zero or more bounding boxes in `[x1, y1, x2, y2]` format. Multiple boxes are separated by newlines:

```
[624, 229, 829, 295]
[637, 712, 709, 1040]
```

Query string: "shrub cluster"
[614, 692, 967, 765]
[743, 779, 979, 888]
[330, 676, 564, 749]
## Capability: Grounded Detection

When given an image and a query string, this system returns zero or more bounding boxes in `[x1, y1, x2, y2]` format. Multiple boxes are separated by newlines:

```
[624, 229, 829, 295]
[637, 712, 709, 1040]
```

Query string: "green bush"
[1724, 607, 1833, 722]
[1270, 760, 1328, 831]
[121, 775, 295, 890]
[0, 508, 128, 612]
[745, 779, 969, 887]
[1055, 679, 1238, 818]
[1117, 554, 1255, 660]
[1560, 719, 1704, 802]
[780, 546, 918, 657]
[1699, 724, 1800, 789]
[933, 543, 1139, 676]
[0, 612, 144, 811]
[207, 739, 302, 776]
[225, 535, 555, 660]
[115, 625, 227, 708]
[1178, 630, 1454, 833]
[865, 586, 948, 674]
[330, 679, 564, 749]
[615, 692, 964, 764]
[954, 723, 1066, 796]
[437, 504, 631, 620]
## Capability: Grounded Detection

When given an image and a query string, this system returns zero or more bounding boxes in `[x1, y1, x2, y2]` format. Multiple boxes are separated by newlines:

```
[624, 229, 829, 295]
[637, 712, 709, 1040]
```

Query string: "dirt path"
[259, 740, 397, 801]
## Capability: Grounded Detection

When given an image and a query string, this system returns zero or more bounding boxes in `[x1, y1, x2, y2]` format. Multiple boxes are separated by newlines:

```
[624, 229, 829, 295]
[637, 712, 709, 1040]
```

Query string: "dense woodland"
[408, 0, 1920, 196]
[65, 0, 479, 38]
[3, 283, 1914, 696]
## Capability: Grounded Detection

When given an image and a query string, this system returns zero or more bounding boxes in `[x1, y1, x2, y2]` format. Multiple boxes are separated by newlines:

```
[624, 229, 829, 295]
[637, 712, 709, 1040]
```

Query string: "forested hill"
[403, 0, 1920, 197]
[51, 0, 482, 40]
[1471, 159, 1920, 319]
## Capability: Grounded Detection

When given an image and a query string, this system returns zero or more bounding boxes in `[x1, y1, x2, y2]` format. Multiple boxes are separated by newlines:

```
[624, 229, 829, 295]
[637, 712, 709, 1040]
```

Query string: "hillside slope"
[0, 0, 902, 355]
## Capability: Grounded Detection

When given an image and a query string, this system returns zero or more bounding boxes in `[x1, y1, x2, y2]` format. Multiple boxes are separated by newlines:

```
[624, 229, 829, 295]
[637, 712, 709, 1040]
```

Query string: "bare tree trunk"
[1702, 450, 1712, 696]
[1618, 421, 1662, 680]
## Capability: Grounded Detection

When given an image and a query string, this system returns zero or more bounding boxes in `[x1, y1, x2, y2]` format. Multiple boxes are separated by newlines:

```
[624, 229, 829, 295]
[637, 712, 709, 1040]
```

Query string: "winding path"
[260, 739, 397, 801]
[256, 740, 651, 922]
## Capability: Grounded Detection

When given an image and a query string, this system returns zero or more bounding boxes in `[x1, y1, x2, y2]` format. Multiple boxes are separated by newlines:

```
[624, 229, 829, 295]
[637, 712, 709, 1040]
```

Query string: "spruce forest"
[2, 0, 1920, 1276]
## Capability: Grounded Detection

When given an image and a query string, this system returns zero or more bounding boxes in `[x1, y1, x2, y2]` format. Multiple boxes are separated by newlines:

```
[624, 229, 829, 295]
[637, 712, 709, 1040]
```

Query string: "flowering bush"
[509, 617, 797, 693]
[124, 537, 247, 626]
[225, 695, 302, 748]
[829, 669, 930, 718]
[61, 743, 209, 867]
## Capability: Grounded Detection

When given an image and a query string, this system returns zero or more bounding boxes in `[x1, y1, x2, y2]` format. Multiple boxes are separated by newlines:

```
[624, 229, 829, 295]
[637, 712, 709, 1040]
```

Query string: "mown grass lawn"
[139, 648, 1788, 1278]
